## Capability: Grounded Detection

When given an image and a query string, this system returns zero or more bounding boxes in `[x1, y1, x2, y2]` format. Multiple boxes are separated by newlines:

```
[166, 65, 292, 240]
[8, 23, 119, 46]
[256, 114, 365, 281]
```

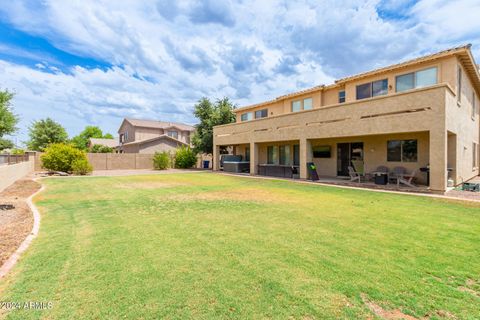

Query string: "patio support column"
[299, 138, 312, 179]
[213, 144, 220, 171]
[250, 142, 259, 175]
[429, 129, 447, 192]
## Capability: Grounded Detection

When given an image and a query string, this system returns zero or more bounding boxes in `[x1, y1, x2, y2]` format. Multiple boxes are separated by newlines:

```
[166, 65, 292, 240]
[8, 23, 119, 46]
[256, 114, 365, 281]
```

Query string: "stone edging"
[0, 179, 44, 279]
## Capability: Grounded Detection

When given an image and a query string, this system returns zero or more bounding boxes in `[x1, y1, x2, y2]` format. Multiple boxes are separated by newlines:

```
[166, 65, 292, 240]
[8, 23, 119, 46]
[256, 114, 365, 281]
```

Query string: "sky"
[0, 0, 479, 146]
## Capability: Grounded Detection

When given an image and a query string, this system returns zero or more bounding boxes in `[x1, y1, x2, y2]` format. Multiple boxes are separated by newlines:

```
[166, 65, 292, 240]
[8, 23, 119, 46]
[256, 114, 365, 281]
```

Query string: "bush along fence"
[34, 152, 212, 171]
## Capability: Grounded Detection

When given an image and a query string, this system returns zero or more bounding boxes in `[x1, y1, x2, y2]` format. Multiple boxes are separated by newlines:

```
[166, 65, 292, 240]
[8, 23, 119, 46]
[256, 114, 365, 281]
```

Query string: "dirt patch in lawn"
[362, 294, 418, 320]
[166, 187, 295, 204]
[117, 181, 184, 190]
[0, 178, 41, 266]
[361, 294, 458, 320]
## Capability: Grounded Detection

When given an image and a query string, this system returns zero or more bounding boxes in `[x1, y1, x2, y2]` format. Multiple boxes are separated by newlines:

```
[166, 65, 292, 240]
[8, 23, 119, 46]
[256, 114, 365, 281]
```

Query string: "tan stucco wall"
[234, 56, 461, 122]
[445, 59, 480, 184]
[138, 138, 183, 154]
[118, 121, 135, 143]
[309, 133, 429, 184]
[215, 85, 449, 191]
[134, 127, 164, 141]
[0, 160, 34, 193]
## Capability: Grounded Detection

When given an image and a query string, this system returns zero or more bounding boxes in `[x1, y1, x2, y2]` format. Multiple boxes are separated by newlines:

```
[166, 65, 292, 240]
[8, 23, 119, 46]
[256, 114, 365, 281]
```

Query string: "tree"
[174, 146, 197, 168]
[0, 90, 19, 150]
[90, 144, 114, 153]
[153, 151, 171, 170]
[41, 143, 90, 174]
[0, 138, 14, 151]
[71, 125, 114, 151]
[191, 97, 236, 154]
[27, 118, 68, 151]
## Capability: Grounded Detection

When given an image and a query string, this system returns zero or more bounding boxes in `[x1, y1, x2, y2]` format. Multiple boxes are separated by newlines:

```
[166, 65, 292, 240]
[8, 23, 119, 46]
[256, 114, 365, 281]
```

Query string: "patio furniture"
[462, 182, 480, 192]
[351, 160, 365, 176]
[220, 155, 242, 170]
[258, 164, 300, 179]
[368, 166, 389, 183]
[348, 166, 361, 182]
[395, 169, 417, 187]
[373, 172, 388, 185]
[223, 161, 250, 173]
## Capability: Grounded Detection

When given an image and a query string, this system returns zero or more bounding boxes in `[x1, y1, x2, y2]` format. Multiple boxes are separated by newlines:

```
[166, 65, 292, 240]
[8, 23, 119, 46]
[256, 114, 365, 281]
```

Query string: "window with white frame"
[356, 79, 388, 100]
[167, 130, 178, 139]
[255, 109, 268, 119]
[396, 67, 437, 92]
[303, 98, 313, 110]
[291, 100, 301, 112]
[241, 112, 253, 121]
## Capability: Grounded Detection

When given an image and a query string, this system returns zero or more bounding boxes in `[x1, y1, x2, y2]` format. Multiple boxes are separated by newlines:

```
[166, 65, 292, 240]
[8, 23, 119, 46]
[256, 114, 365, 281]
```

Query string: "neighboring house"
[213, 44, 480, 193]
[88, 138, 119, 150]
[117, 118, 195, 154]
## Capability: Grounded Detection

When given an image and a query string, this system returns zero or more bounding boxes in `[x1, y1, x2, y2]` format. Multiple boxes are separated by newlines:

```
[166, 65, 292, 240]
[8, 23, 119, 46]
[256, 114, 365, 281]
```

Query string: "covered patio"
[216, 131, 446, 192]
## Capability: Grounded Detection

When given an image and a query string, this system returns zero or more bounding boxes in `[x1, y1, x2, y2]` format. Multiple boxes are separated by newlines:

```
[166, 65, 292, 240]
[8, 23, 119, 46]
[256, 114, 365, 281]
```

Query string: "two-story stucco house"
[118, 118, 195, 153]
[213, 45, 480, 193]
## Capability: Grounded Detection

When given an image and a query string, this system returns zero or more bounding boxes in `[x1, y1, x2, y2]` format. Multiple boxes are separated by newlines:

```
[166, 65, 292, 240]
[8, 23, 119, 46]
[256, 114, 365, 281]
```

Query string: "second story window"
[338, 90, 345, 103]
[255, 109, 268, 119]
[303, 98, 313, 110]
[396, 67, 437, 92]
[356, 79, 388, 100]
[167, 131, 178, 139]
[120, 131, 128, 143]
[241, 112, 253, 121]
[292, 100, 301, 112]
[292, 98, 313, 112]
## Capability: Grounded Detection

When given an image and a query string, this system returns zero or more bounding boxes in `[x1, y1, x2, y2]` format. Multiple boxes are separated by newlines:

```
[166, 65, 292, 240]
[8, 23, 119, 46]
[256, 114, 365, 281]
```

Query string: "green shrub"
[11, 148, 25, 155]
[90, 144, 114, 153]
[174, 146, 197, 169]
[71, 158, 93, 175]
[41, 143, 90, 173]
[153, 151, 170, 170]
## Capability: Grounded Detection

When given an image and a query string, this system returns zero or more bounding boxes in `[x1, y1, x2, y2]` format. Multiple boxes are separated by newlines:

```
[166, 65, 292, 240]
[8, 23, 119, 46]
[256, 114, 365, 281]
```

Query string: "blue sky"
[0, 0, 479, 146]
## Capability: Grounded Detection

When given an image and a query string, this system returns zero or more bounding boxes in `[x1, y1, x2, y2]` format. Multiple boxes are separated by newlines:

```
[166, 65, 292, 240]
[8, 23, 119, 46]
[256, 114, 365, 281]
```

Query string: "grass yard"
[0, 173, 479, 319]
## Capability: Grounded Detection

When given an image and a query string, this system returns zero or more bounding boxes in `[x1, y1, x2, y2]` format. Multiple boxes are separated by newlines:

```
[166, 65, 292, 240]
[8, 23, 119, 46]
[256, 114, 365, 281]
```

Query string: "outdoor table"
[372, 172, 388, 185]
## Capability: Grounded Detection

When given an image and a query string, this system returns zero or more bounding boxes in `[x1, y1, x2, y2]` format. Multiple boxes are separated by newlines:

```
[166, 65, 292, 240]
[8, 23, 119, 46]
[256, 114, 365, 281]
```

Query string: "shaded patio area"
[314, 176, 431, 193]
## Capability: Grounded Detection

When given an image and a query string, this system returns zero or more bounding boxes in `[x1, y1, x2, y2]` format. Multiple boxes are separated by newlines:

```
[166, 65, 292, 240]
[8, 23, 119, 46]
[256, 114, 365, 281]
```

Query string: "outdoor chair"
[396, 169, 417, 187]
[351, 160, 365, 176]
[390, 166, 406, 183]
[391, 166, 416, 187]
[348, 166, 361, 183]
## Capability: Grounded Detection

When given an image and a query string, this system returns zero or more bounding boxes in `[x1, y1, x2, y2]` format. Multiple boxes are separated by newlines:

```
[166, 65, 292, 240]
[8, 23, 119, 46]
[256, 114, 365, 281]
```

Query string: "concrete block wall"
[0, 158, 34, 193]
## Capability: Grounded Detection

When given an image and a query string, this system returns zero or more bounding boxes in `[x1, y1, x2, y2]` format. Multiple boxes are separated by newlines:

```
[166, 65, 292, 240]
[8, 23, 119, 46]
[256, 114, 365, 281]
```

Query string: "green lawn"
[1, 173, 479, 319]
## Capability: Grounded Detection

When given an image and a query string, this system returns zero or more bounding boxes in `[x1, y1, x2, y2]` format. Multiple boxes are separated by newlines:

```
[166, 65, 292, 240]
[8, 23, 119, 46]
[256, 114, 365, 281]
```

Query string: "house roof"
[234, 44, 480, 113]
[89, 138, 118, 148]
[120, 134, 188, 147]
[122, 118, 195, 132]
